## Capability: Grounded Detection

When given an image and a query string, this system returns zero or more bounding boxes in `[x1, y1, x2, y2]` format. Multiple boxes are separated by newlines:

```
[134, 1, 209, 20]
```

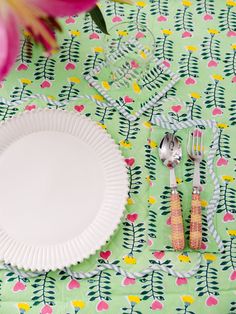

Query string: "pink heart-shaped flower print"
[65, 62, 76, 71]
[166, 216, 171, 225]
[176, 277, 187, 286]
[208, 60, 218, 67]
[193, 129, 202, 137]
[125, 158, 135, 167]
[124, 96, 134, 103]
[171, 105, 182, 113]
[230, 270, 236, 281]
[136, 31, 145, 39]
[68, 279, 80, 290]
[13, 281, 26, 292]
[206, 295, 218, 307]
[65, 16, 75, 24]
[212, 107, 223, 116]
[182, 31, 192, 38]
[97, 300, 109, 311]
[185, 77, 196, 85]
[151, 300, 163, 310]
[227, 30, 236, 37]
[148, 238, 153, 246]
[25, 104, 36, 111]
[17, 63, 28, 71]
[223, 212, 235, 222]
[162, 60, 171, 68]
[157, 15, 167, 22]
[201, 242, 207, 250]
[74, 105, 85, 112]
[89, 32, 100, 40]
[130, 60, 139, 69]
[41, 304, 53, 314]
[203, 13, 213, 21]
[127, 213, 138, 223]
[153, 251, 165, 260]
[112, 16, 123, 23]
[123, 277, 136, 285]
[232, 76, 236, 83]
[40, 80, 51, 88]
[216, 157, 228, 167]
[100, 251, 111, 260]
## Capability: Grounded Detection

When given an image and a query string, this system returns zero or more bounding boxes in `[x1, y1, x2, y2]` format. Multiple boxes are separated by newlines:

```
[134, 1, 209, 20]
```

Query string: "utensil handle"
[170, 191, 185, 251]
[189, 190, 202, 250]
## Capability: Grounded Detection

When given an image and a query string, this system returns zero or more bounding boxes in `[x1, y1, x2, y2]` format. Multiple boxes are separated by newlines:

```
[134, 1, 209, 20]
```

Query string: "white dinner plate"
[0, 109, 128, 271]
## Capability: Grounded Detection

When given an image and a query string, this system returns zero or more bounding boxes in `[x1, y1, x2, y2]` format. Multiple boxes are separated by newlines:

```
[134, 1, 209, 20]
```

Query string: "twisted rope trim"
[152, 115, 224, 252]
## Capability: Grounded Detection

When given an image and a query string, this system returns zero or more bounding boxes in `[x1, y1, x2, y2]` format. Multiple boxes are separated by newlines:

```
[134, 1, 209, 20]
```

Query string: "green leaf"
[89, 5, 109, 35]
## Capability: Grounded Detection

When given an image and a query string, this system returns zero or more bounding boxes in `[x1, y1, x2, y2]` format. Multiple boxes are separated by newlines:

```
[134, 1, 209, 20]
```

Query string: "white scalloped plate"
[0, 109, 128, 271]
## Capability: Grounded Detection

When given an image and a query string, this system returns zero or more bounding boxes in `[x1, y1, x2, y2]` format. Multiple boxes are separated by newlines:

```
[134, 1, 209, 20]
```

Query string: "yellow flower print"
[23, 30, 30, 37]
[212, 74, 224, 81]
[127, 197, 134, 205]
[132, 81, 141, 93]
[102, 81, 110, 90]
[204, 253, 217, 262]
[226, 0, 236, 6]
[120, 140, 132, 148]
[208, 29, 219, 35]
[162, 29, 173, 35]
[97, 122, 107, 129]
[136, 1, 146, 7]
[201, 200, 208, 207]
[222, 175, 235, 182]
[181, 296, 195, 305]
[47, 95, 56, 100]
[94, 47, 104, 53]
[231, 43, 236, 50]
[70, 30, 80, 37]
[227, 230, 236, 237]
[72, 300, 85, 309]
[20, 78, 32, 85]
[124, 255, 137, 264]
[139, 50, 147, 59]
[185, 45, 198, 52]
[148, 139, 158, 149]
[190, 92, 201, 99]
[217, 122, 228, 129]
[117, 30, 128, 37]
[18, 303, 30, 311]
[128, 295, 141, 304]
[178, 253, 191, 263]
[143, 121, 152, 128]
[148, 196, 156, 205]
[176, 177, 182, 184]
[93, 94, 104, 101]
[182, 0, 192, 7]
[69, 77, 80, 84]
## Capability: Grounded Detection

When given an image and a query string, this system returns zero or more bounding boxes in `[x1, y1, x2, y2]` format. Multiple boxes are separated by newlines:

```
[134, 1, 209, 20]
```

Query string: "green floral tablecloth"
[0, 0, 236, 313]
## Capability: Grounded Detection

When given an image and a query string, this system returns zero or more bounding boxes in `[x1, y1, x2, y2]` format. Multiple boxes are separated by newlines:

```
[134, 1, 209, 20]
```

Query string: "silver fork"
[187, 128, 204, 250]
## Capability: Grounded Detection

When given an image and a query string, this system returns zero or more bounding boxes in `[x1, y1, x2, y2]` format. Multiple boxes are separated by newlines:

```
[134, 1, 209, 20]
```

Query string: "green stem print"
[150, 0, 169, 18]
[31, 272, 56, 306]
[196, 0, 215, 17]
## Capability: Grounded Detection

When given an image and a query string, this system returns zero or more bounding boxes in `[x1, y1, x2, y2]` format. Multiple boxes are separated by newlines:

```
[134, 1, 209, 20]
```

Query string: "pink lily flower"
[0, 0, 97, 81]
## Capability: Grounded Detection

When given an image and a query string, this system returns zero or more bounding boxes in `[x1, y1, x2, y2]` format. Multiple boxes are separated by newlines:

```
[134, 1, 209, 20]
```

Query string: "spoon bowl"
[159, 133, 182, 169]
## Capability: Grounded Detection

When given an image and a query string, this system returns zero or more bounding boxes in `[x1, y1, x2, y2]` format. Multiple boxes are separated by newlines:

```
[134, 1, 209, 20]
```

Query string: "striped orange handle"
[189, 193, 202, 250]
[170, 192, 185, 251]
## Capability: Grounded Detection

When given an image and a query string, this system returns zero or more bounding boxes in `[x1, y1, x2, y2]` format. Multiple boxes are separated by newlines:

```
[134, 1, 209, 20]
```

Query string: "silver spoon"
[159, 133, 185, 251]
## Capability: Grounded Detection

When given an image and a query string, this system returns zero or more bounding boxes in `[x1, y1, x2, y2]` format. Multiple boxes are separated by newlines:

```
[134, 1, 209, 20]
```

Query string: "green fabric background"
[0, 0, 236, 313]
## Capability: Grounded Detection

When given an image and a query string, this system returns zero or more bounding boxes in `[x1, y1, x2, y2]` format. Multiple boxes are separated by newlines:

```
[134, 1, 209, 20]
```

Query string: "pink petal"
[0, 12, 20, 81]
[30, 0, 97, 17]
